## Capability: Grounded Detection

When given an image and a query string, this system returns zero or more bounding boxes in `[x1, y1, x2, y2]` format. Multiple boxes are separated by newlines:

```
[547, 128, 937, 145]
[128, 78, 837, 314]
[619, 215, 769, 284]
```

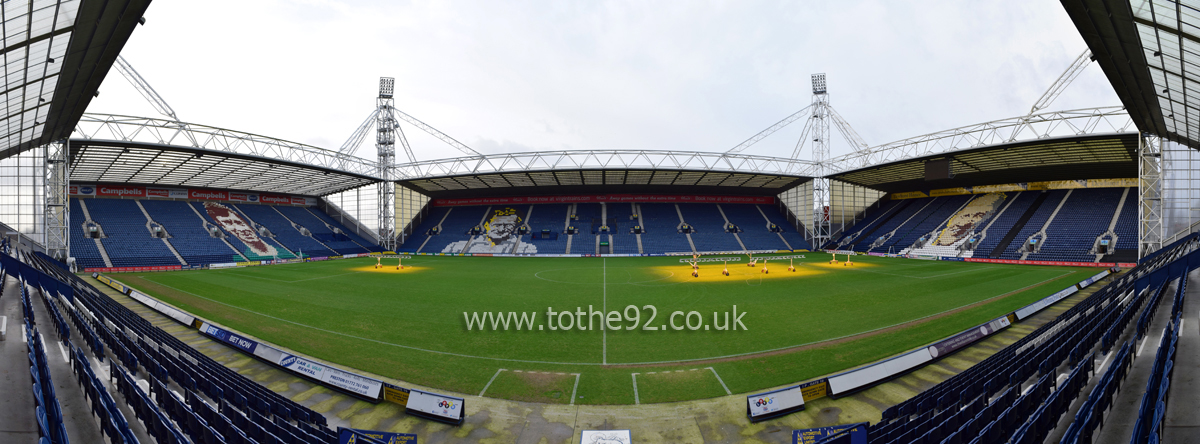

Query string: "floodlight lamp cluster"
[812, 73, 827, 95]
[378, 77, 395, 99]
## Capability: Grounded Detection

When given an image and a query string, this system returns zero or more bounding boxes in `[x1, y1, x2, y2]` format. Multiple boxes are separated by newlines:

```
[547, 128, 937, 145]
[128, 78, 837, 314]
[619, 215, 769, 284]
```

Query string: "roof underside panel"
[399, 169, 811, 199]
[830, 134, 1139, 193]
[0, 0, 150, 159]
[1063, 0, 1200, 149]
[70, 141, 379, 196]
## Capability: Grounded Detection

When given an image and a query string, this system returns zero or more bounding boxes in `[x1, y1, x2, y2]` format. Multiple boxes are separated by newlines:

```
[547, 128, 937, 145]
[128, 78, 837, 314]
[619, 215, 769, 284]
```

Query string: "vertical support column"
[810, 73, 831, 249]
[1139, 133, 1162, 259]
[44, 140, 69, 260]
[377, 77, 398, 251]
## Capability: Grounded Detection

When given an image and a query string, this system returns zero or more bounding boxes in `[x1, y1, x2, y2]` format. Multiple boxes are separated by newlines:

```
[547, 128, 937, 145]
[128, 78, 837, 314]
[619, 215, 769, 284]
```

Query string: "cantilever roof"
[70, 140, 378, 196]
[400, 169, 810, 199]
[829, 133, 1139, 193]
[0, 0, 150, 159]
[1064, 0, 1200, 149]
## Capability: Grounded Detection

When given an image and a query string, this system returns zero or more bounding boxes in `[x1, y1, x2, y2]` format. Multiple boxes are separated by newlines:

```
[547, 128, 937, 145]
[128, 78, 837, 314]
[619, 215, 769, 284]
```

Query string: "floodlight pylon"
[377, 78, 398, 251]
[810, 73, 832, 249]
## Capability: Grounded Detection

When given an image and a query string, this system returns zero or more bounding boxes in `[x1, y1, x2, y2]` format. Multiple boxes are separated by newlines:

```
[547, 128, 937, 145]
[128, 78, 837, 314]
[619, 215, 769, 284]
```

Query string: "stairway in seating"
[844, 199, 912, 250]
[989, 192, 1050, 258]
[77, 199, 113, 268]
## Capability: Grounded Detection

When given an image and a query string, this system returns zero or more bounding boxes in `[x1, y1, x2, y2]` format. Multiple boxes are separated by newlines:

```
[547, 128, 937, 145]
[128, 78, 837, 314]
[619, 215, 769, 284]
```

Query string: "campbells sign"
[69, 184, 314, 206]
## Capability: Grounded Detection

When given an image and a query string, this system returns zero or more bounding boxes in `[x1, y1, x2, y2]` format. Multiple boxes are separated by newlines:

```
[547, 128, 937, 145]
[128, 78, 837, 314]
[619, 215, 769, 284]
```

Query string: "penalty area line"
[631, 373, 640, 405]
[708, 367, 731, 395]
[570, 373, 581, 405]
[603, 258, 607, 365]
[479, 368, 506, 397]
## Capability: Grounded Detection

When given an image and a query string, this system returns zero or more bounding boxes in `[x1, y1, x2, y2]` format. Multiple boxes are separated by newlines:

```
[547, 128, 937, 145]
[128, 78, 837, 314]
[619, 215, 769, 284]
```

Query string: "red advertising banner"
[965, 258, 1115, 268]
[189, 189, 229, 201]
[97, 185, 146, 197]
[72, 183, 311, 206]
[260, 194, 291, 205]
[85, 265, 182, 273]
[432, 194, 776, 207]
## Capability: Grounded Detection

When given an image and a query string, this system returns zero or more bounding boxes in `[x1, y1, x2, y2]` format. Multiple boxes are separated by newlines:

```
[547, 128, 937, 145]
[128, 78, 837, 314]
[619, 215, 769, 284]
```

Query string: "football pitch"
[112, 254, 1091, 405]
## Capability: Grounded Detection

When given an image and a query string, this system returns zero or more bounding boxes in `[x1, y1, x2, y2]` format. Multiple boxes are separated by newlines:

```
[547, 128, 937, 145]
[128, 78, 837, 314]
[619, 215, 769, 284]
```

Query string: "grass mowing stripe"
[114, 256, 1094, 404]
[139, 276, 608, 365]
[136, 263, 1075, 366]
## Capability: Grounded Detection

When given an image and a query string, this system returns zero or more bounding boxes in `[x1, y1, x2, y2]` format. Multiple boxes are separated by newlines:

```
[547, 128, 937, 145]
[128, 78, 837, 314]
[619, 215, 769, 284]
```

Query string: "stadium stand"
[140, 199, 243, 265]
[522, 204, 570, 254]
[610, 203, 641, 254]
[419, 206, 484, 254]
[723, 204, 790, 251]
[863, 235, 1198, 444]
[69, 198, 107, 269]
[1026, 188, 1124, 262]
[199, 202, 300, 261]
[1109, 191, 1140, 263]
[855, 196, 935, 252]
[302, 207, 383, 252]
[900, 193, 1008, 257]
[995, 190, 1067, 259]
[398, 206, 450, 252]
[833, 199, 905, 250]
[970, 191, 1040, 258]
[82, 199, 181, 267]
[879, 194, 973, 253]
[13, 251, 342, 444]
[276, 206, 372, 255]
[234, 203, 339, 257]
[680, 204, 744, 253]
[639, 203, 694, 254]
[758, 205, 812, 251]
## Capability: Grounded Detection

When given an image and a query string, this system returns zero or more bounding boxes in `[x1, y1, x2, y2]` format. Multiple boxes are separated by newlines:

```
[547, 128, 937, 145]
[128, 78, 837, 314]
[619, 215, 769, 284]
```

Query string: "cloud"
[85, 0, 1122, 164]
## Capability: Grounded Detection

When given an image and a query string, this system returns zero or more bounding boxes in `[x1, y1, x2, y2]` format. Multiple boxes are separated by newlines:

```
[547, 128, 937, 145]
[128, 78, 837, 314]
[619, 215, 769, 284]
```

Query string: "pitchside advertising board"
[336, 427, 416, 443]
[405, 389, 465, 424]
[69, 184, 316, 206]
[198, 322, 259, 355]
[277, 354, 384, 399]
[747, 384, 806, 422]
[793, 424, 867, 444]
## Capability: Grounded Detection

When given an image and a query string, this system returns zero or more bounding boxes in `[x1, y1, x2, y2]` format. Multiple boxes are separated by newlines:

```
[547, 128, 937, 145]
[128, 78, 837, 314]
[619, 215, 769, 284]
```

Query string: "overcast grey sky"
[85, 0, 1122, 163]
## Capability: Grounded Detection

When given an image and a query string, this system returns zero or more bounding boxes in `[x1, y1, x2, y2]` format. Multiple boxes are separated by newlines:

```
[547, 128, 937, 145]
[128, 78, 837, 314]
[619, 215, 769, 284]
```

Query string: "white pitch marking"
[603, 258, 607, 365]
[632, 373, 640, 404]
[479, 369, 506, 397]
[138, 268, 1077, 366]
[570, 373, 581, 406]
[708, 367, 732, 395]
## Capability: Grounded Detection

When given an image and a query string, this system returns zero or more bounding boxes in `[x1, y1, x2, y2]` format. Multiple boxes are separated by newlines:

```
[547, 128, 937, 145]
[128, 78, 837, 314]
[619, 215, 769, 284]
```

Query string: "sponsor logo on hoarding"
[99, 186, 145, 197]
[190, 190, 228, 200]
[291, 196, 306, 205]
[248, 194, 259, 202]
[81, 186, 94, 194]
[260, 195, 290, 204]
[146, 188, 169, 198]
[280, 355, 297, 367]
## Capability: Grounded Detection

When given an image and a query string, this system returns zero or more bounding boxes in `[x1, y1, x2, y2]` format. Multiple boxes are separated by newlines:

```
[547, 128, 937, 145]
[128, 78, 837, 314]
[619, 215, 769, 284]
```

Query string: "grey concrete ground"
[74, 271, 1117, 443]
[1163, 269, 1200, 443]
[0, 276, 38, 442]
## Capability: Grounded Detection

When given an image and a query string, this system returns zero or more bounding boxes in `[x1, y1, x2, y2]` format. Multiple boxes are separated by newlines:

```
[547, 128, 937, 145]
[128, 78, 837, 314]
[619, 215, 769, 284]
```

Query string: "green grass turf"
[482, 370, 578, 404]
[109, 254, 1093, 404]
